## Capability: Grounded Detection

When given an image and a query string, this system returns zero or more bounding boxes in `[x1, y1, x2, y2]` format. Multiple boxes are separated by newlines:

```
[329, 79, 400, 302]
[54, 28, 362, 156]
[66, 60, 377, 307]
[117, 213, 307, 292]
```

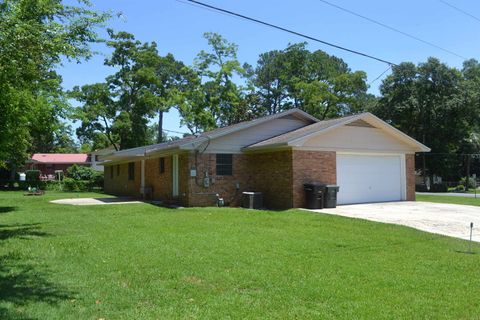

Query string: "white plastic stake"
[469, 222, 474, 254]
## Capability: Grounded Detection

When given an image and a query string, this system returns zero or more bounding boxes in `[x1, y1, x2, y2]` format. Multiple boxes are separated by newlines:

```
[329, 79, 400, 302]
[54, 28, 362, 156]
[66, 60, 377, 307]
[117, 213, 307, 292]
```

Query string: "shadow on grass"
[0, 207, 16, 214]
[0, 224, 73, 319]
[0, 223, 48, 241]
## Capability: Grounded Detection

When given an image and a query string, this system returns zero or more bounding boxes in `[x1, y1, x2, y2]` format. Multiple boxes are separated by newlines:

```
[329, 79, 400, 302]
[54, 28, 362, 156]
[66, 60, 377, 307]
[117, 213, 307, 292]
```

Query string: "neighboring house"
[90, 147, 115, 172]
[26, 154, 90, 176]
[102, 109, 430, 209]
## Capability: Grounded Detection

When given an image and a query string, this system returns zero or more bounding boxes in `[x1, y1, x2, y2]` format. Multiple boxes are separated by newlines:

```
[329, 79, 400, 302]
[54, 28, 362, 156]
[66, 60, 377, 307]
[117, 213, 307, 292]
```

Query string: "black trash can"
[303, 183, 326, 209]
[324, 185, 340, 208]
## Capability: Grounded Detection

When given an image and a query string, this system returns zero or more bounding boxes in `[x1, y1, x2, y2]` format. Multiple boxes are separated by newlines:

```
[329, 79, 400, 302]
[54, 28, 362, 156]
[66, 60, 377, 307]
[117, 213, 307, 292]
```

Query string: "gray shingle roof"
[244, 113, 365, 149]
[104, 108, 318, 160]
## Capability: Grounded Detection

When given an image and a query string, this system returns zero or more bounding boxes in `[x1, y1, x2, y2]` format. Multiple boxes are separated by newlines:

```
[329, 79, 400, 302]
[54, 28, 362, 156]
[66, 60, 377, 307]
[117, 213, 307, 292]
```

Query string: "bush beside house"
[63, 165, 104, 191]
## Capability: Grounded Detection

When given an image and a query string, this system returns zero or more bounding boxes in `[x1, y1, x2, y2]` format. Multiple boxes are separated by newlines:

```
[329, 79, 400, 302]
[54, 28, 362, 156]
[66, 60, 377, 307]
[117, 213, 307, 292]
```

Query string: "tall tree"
[194, 32, 250, 126]
[0, 0, 109, 170]
[374, 57, 474, 180]
[74, 30, 160, 150]
[253, 43, 370, 119]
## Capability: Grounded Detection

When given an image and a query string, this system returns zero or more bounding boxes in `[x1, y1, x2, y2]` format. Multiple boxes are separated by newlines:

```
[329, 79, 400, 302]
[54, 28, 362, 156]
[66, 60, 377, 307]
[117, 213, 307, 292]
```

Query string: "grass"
[417, 194, 480, 206]
[1, 191, 480, 319]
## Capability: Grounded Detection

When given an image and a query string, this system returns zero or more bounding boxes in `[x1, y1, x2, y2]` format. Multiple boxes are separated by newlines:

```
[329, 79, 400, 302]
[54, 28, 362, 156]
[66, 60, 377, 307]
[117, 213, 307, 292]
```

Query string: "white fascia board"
[287, 114, 364, 147]
[361, 113, 431, 152]
[288, 113, 430, 153]
[242, 142, 289, 153]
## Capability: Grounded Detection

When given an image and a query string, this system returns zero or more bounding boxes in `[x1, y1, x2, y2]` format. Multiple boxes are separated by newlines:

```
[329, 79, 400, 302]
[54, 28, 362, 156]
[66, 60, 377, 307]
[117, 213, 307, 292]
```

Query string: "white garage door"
[336, 154, 404, 205]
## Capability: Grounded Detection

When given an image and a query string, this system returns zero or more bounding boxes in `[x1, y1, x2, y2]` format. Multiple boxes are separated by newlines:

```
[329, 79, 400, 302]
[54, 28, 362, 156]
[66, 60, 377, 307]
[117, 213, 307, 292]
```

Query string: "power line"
[163, 128, 189, 135]
[181, 0, 397, 66]
[369, 65, 392, 85]
[439, 0, 480, 23]
[317, 0, 466, 60]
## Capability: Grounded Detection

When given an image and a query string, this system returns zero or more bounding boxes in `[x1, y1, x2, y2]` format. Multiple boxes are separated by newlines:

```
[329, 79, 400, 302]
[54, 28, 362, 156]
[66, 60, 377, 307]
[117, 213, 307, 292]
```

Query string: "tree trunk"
[465, 155, 471, 191]
[157, 109, 164, 143]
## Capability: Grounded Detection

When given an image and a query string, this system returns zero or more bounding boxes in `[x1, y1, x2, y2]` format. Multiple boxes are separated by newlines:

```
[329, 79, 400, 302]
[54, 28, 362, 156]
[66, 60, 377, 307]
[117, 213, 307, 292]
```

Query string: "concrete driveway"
[308, 201, 480, 242]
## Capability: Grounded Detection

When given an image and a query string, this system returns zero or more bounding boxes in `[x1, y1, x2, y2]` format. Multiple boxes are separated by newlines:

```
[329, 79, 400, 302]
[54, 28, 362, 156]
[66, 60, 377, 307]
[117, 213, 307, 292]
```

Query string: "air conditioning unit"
[242, 192, 263, 209]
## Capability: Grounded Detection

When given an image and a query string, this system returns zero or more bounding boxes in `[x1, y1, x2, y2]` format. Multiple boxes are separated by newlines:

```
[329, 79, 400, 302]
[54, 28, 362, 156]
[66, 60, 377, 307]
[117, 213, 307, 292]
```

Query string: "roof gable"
[245, 113, 430, 153]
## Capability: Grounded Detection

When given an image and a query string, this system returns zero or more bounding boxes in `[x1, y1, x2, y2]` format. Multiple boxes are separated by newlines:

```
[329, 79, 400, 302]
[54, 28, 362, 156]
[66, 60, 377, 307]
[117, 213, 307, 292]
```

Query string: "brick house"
[102, 109, 430, 209]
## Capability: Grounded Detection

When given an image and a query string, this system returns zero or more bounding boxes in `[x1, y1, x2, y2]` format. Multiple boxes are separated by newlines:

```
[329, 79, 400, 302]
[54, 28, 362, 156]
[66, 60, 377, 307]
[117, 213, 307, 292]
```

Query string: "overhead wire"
[317, 0, 466, 60]
[438, 0, 480, 23]
[369, 65, 392, 86]
[179, 0, 397, 66]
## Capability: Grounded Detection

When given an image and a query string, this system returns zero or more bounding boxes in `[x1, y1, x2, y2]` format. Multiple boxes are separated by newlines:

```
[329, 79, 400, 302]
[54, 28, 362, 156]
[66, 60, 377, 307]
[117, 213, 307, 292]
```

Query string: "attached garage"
[246, 112, 430, 208]
[336, 153, 405, 205]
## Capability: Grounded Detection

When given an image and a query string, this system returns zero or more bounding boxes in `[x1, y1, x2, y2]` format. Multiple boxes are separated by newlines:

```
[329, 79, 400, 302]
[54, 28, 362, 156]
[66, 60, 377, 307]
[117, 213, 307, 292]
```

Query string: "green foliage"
[373, 58, 479, 179]
[454, 185, 465, 192]
[73, 30, 194, 149]
[63, 177, 90, 192]
[459, 177, 477, 189]
[66, 164, 96, 181]
[253, 42, 371, 119]
[0, 0, 109, 168]
[65, 164, 103, 190]
[193, 32, 250, 127]
[25, 170, 40, 181]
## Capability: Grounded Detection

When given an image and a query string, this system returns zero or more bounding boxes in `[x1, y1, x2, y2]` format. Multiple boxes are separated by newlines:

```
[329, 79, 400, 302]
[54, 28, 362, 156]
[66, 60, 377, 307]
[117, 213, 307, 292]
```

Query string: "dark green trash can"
[303, 183, 326, 209]
[324, 185, 340, 208]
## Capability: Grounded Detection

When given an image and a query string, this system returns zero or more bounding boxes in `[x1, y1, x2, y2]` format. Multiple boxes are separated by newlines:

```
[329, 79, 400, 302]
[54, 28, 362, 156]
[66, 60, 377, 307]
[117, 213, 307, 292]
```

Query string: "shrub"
[45, 180, 63, 191]
[25, 170, 41, 182]
[63, 178, 90, 192]
[415, 184, 429, 192]
[459, 177, 477, 189]
[430, 183, 448, 192]
[65, 165, 103, 190]
[454, 185, 465, 192]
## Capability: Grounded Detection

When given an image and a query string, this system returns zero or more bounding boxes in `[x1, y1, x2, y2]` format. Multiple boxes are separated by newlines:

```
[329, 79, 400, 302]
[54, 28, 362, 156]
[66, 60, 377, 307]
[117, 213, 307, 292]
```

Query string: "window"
[116, 164, 120, 176]
[128, 162, 135, 180]
[216, 154, 233, 176]
[110, 166, 113, 179]
[159, 157, 165, 174]
[95, 155, 99, 161]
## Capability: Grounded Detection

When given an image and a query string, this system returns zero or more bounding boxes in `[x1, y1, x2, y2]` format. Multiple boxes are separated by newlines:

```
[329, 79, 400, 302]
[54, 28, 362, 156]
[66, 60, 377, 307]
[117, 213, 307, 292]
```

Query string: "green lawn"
[1, 192, 480, 319]
[417, 194, 480, 206]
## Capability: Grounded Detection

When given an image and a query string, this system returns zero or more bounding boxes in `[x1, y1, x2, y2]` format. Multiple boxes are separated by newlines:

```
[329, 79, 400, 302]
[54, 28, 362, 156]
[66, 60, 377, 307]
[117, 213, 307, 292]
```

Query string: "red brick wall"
[248, 150, 294, 209]
[186, 153, 251, 207]
[104, 161, 141, 197]
[145, 157, 173, 201]
[104, 150, 415, 207]
[406, 154, 415, 201]
[291, 150, 336, 208]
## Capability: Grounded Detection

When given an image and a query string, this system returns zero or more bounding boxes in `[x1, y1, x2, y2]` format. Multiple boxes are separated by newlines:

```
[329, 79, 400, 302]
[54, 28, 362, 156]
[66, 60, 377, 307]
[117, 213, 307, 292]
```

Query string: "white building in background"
[89, 147, 116, 172]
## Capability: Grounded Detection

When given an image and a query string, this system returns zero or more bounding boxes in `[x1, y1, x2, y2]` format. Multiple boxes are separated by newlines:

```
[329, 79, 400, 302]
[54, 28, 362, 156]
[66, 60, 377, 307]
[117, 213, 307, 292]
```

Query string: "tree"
[74, 30, 165, 150]
[0, 0, 109, 171]
[194, 32, 250, 126]
[252, 43, 370, 119]
[373, 58, 475, 181]
[72, 82, 119, 150]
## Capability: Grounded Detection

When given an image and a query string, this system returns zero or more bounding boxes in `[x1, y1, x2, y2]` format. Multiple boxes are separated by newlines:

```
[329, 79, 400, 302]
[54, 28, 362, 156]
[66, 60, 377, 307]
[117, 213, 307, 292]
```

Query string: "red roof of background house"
[30, 153, 89, 164]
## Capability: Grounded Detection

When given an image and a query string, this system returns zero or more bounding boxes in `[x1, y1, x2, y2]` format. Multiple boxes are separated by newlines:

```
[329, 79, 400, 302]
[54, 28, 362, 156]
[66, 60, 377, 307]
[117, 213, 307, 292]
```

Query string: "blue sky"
[61, 0, 480, 137]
